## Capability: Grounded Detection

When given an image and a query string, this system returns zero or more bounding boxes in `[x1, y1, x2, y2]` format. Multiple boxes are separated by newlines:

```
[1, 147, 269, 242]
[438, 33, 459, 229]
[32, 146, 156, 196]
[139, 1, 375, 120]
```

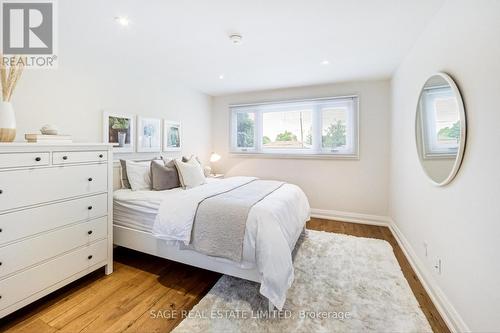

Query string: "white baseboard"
[310, 208, 390, 226]
[389, 221, 470, 333]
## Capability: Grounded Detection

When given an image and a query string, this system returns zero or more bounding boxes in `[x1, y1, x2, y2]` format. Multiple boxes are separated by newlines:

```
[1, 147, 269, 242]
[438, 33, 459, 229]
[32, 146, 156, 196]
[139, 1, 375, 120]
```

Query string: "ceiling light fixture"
[114, 16, 130, 26]
[321, 60, 330, 65]
[219, 74, 225, 79]
[229, 34, 243, 45]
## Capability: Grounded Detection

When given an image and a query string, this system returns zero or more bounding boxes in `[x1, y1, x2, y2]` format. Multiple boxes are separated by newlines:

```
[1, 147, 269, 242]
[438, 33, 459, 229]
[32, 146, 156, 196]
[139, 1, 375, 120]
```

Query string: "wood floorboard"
[0, 218, 450, 333]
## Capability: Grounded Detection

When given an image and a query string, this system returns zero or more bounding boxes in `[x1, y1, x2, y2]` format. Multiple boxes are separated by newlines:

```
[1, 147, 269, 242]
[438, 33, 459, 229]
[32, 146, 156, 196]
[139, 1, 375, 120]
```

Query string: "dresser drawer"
[0, 152, 50, 169]
[0, 164, 107, 212]
[0, 239, 107, 311]
[0, 217, 107, 278]
[0, 194, 107, 246]
[53, 151, 107, 165]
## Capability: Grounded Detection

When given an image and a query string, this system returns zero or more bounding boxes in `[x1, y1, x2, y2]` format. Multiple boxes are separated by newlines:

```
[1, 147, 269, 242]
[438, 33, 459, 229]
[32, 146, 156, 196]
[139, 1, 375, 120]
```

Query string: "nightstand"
[208, 173, 224, 179]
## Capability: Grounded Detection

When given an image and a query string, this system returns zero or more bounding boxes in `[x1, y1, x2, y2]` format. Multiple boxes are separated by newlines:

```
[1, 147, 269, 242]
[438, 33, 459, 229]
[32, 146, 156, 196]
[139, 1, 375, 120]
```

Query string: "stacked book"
[25, 134, 73, 144]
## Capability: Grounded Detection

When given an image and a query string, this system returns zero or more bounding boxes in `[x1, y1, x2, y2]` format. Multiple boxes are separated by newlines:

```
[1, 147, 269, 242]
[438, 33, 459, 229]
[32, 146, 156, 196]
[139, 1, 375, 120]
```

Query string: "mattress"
[114, 187, 182, 232]
[114, 178, 222, 231]
[113, 179, 258, 268]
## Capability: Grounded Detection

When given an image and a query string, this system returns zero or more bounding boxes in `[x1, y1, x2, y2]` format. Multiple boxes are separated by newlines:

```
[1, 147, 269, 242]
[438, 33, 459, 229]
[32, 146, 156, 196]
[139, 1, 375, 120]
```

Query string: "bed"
[113, 176, 310, 310]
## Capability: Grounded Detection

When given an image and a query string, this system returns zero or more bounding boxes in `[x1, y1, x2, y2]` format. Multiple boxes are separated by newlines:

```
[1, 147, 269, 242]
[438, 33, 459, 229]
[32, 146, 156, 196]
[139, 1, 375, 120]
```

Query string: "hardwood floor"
[0, 218, 450, 333]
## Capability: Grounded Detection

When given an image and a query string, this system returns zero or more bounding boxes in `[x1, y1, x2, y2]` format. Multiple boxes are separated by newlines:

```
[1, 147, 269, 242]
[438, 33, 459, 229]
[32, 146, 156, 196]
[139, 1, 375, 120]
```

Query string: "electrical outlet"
[433, 258, 442, 275]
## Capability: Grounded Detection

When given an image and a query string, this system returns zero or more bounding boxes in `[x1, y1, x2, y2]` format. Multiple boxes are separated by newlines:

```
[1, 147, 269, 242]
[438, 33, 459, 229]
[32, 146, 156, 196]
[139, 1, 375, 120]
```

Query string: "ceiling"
[59, 0, 445, 96]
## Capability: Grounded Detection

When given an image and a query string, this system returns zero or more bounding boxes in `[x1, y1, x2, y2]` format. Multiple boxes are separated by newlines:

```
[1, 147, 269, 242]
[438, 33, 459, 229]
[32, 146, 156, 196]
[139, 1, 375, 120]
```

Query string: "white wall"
[10, 63, 212, 163]
[4, 0, 214, 162]
[212, 80, 391, 216]
[389, 0, 500, 331]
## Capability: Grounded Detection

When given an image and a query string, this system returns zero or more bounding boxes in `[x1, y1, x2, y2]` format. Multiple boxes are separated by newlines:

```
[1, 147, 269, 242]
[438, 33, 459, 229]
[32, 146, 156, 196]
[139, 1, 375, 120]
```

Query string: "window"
[262, 110, 312, 150]
[236, 111, 255, 149]
[230, 96, 358, 157]
[420, 86, 460, 157]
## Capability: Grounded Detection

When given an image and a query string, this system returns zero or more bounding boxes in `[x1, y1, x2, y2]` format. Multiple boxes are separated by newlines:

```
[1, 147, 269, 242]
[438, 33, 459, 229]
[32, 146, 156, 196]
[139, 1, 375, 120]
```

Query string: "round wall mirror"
[415, 73, 466, 186]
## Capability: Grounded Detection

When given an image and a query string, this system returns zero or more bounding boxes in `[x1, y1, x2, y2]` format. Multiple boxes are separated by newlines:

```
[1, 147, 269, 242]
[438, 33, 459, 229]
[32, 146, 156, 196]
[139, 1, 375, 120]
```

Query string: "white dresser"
[0, 143, 113, 318]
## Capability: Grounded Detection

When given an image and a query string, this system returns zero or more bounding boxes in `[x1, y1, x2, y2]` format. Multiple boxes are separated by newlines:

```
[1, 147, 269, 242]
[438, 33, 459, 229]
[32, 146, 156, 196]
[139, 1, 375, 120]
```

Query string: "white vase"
[0, 102, 16, 142]
[118, 132, 127, 147]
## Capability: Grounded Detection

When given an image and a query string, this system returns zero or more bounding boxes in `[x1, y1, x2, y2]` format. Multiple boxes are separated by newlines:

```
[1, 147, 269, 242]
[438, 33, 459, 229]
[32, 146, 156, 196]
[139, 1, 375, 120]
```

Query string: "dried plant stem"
[6, 58, 25, 102]
[0, 55, 7, 102]
[0, 55, 26, 102]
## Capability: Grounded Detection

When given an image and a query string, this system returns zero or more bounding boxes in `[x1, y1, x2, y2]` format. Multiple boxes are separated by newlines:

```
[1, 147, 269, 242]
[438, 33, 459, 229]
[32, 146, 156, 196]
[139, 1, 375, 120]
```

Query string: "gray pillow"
[119, 159, 131, 189]
[151, 159, 181, 190]
[182, 155, 202, 164]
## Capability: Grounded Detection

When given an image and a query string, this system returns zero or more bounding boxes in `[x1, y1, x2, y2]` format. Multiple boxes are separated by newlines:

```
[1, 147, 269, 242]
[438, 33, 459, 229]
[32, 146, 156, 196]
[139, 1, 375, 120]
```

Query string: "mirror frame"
[415, 72, 467, 186]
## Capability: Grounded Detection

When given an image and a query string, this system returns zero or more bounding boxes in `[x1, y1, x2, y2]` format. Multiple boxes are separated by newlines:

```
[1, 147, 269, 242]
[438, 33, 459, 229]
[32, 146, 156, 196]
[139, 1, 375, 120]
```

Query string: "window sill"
[423, 153, 457, 160]
[229, 152, 359, 160]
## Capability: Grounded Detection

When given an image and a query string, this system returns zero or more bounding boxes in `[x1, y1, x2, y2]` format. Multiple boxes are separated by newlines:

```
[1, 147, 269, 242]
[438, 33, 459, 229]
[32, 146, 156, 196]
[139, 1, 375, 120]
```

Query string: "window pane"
[236, 112, 255, 148]
[322, 108, 348, 149]
[422, 87, 460, 154]
[262, 110, 312, 149]
[434, 96, 459, 148]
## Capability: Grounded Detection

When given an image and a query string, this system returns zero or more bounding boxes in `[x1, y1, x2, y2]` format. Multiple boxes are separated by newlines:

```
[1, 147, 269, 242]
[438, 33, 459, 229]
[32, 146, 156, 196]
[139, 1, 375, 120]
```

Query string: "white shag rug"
[173, 230, 432, 333]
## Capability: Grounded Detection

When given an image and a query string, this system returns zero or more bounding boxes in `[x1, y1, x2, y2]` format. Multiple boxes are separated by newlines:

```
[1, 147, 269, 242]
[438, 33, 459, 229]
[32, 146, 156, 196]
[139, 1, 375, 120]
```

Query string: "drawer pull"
[88, 177, 93, 182]
[88, 230, 93, 235]
[0, 262, 2, 266]
[99, 154, 104, 158]
[88, 206, 93, 210]
[0, 228, 2, 232]
[0, 190, 2, 194]
[35, 157, 42, 162]
[62, 156, 68, 160]
[88, 255, 93, 260]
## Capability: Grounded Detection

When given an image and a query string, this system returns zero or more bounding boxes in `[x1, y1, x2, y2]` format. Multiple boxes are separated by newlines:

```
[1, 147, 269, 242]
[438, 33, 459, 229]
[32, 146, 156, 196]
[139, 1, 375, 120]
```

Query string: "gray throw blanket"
[187, 179, 284, 262]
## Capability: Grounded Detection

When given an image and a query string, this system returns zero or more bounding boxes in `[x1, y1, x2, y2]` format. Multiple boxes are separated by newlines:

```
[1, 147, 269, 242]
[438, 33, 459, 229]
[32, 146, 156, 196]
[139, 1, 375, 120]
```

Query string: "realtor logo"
[1, 0, 57, 68]
[2, 1, 53, 54]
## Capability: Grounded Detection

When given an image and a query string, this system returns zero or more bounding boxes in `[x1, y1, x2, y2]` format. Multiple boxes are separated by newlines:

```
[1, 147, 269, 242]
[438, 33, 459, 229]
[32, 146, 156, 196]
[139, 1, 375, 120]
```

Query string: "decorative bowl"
[40, 125, 58, 135]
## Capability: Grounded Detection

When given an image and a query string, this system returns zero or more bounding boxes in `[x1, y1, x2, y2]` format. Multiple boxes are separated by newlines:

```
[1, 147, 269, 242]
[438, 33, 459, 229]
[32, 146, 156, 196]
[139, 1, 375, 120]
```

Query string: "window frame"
[419, 86, 459, 159]
[229, 95, 359, 159]
[260, 104, 314, 154]
[232, 108, 258, 152]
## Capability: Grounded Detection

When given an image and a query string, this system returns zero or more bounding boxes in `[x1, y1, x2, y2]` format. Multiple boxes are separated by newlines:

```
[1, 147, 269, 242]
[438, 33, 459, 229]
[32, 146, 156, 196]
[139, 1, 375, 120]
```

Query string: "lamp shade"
[210, 152, 221, 163]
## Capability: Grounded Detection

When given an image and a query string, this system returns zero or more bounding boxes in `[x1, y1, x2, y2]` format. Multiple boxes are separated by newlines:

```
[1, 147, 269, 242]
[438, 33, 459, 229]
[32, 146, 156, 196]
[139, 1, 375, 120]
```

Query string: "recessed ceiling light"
[321, 60, 330, 65]
[219, 74, 225, 80]
[229, 34, 243, 45]
[114, 16, 130, 26]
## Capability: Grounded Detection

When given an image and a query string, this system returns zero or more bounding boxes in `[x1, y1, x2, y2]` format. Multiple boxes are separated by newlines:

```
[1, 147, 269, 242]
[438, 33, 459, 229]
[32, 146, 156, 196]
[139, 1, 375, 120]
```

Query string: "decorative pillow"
[182, 155, 202, 164]
[120, 158, 161, 189]
[119, 159, 131, 188]
[125, 160, 153, 191]
[174, 157, 206, 189]
[151, 159, 181, 190]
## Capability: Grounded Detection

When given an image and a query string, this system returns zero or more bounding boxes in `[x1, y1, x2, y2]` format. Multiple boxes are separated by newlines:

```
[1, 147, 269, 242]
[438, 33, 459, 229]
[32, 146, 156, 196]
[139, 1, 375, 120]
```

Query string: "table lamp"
[209, 152, 221, 175]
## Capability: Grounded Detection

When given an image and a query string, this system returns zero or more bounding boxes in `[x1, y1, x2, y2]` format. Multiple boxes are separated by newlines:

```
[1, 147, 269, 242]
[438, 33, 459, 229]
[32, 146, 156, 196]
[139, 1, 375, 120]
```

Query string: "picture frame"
[163, 120, 182, 152]
[103, 112, 136, 153]
[137, 117, 162, 152]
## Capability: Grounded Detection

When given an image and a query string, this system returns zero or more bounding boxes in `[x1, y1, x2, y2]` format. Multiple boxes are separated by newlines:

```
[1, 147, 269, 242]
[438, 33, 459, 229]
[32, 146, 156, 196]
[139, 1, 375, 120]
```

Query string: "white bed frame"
[112, 163, 281, 310]
[113, 224, 260, 283]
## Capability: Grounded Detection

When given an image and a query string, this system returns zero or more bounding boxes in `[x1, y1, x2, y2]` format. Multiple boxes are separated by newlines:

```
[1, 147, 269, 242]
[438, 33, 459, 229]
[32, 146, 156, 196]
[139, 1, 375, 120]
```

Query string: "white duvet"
[153, 176, 310, 310]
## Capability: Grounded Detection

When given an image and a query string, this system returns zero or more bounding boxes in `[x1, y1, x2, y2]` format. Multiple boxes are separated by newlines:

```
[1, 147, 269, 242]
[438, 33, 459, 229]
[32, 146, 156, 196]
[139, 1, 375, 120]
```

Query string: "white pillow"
[174, 157, 206, 189]
[126, 160, 152, 191]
